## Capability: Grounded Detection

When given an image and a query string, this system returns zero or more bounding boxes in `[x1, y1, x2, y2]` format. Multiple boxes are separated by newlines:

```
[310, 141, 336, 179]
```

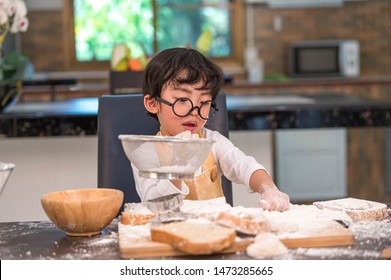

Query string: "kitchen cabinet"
[275, 128, 347, 201]
[231, 128, 347, 205]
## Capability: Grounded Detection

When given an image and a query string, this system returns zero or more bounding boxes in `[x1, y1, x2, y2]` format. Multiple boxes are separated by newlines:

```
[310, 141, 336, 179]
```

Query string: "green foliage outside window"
[73, 0, 232, 61]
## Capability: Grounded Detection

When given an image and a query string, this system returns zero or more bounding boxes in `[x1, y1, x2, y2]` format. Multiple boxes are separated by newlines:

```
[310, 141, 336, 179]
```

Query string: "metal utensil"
[150, 212, 196, 225]
[146, 193, 196, 224]
[145, 193, 183, 213]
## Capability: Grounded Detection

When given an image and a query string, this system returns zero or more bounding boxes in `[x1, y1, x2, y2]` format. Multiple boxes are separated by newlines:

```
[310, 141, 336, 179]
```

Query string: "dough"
[246, 232, 288, 258]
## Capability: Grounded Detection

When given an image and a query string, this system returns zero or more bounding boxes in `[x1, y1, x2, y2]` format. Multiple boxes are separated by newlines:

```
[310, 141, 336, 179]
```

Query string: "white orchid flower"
[5, 0, 26, 18]
[0, 0, 28, 33]
[10, 15, 28, 33]
[13, 0, 27, 18]
[0, 8, 8, 25]
[0, 0, 12, 11]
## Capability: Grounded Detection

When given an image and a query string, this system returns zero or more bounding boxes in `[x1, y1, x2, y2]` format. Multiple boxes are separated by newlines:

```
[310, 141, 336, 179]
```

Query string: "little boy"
[132, 47, 290, 211]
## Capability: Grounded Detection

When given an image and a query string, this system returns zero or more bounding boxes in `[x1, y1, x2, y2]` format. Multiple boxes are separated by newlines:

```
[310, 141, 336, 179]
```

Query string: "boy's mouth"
[182, 121, 197, 131]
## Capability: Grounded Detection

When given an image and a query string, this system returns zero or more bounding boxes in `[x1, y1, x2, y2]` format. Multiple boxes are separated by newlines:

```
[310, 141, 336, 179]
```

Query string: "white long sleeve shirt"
[131, 128, 268, 202]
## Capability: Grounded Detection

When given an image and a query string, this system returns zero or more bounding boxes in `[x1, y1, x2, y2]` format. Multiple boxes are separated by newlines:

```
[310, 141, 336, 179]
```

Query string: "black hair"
[142, 48, 224, 116]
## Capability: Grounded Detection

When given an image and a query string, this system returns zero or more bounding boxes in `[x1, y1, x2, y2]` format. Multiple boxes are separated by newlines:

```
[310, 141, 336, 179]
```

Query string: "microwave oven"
[289, 39, 360, 78]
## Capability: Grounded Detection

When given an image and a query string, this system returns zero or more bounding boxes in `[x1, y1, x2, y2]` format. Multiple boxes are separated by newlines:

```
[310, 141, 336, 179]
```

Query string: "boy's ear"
[144, 94, 159, 114]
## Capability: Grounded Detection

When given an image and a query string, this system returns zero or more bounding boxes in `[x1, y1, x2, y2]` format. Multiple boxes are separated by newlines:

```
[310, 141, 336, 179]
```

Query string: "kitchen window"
[64, 0, 244, 71]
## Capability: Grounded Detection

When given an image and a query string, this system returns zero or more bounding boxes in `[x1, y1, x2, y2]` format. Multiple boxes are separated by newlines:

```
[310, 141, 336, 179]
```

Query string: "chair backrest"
[97, 93, 233, 212]
[109, 71, 144, 94]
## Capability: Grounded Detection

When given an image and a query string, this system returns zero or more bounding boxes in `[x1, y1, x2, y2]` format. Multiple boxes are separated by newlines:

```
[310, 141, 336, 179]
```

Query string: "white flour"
[314, 197, 387, 211]
[263, 204, 353, 237]
[118, 200, 391, 260]
[118, 223, 151, 240]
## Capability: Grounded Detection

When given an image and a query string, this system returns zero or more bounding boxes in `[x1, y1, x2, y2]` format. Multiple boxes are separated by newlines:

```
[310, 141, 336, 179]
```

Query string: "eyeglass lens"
[173, 98, 216, 119]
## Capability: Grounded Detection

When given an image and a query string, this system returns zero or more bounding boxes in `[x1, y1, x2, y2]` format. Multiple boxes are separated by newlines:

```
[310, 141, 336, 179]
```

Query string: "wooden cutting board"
[118, 219, 354, 259]
[279, 219, 354, 248]
[119, 236, 253, 258]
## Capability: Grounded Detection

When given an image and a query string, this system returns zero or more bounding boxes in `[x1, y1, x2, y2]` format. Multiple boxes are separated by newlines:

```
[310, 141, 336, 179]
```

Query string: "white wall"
[230, 131, 274, 207]
[0, 136, 98, 222]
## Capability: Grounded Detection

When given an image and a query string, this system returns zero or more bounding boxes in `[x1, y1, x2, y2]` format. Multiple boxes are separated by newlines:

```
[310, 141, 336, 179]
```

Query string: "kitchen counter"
[1, 93, 391, 137]
[1, 214, 390, 260]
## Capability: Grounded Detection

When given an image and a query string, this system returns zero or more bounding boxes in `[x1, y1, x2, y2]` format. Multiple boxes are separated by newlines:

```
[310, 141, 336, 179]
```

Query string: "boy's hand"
[258, 188, 290, 212]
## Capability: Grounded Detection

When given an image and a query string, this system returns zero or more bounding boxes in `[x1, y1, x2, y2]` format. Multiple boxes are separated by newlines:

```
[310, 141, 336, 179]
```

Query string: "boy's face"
[144, 80, 213, 136]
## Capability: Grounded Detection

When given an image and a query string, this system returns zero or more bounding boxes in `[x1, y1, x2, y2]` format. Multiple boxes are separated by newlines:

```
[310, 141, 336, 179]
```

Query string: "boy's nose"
[188, 106, 201, 117]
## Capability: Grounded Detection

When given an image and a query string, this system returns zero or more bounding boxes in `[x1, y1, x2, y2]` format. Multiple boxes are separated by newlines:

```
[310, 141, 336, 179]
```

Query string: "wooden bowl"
[41, 188, 123, 236]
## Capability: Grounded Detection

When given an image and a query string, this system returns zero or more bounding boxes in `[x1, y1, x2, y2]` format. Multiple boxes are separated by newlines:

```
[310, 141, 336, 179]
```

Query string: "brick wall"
[19, 0, 391, 76]
[20, 11, 64, 71]
[253, 0, 391, 76]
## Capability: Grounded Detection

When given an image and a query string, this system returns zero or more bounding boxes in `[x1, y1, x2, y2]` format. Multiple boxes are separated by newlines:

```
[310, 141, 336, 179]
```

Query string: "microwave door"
[294, 47, 340, 77]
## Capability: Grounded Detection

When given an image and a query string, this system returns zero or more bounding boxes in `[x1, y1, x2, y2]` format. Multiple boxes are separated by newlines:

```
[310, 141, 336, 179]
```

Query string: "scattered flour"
[118, 223, 151, 240]
[119, 198, 391, 259]
[180, 197, 232, 214]
[262, 204, 352, 237]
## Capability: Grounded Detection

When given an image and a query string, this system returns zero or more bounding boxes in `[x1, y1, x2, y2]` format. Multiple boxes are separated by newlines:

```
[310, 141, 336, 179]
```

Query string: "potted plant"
[1, 51, 30, 112]
[0, 0, 29, 112]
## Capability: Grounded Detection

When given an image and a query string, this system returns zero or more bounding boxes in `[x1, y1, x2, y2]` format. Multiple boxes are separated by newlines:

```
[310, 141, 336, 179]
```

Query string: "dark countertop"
[1, 93, 391, 137]
[0, 216, 390, 260]
[227, 93, 391, 130]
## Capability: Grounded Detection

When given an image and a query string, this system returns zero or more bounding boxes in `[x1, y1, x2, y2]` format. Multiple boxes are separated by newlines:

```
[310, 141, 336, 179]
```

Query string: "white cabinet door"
[275, 128, 347, 201]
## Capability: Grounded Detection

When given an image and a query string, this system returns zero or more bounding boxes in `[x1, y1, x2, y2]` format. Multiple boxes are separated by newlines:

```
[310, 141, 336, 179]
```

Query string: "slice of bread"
[313, 197, 388, 222]
[121, 202, 157, 225]
[215, 211, 271, 236]
[121, 212, 157, 226]
[150, 220, 236, 255]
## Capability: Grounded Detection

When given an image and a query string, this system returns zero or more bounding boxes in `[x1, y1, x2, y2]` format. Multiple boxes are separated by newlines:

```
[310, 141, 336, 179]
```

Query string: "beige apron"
[157, 130, 224, 200]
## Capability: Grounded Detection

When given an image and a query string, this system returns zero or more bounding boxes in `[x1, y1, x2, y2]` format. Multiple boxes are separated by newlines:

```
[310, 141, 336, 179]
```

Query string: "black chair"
[109, 71, 144, 94]
[97, 93, 233, 212]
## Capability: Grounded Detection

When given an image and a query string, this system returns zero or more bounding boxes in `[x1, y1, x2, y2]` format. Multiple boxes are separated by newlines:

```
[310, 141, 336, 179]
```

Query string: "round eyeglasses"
[156, 96, 218, 120]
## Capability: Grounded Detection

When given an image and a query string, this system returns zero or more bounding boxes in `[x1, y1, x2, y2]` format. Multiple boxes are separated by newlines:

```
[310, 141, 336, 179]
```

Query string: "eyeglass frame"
[155, 96, 219, 120]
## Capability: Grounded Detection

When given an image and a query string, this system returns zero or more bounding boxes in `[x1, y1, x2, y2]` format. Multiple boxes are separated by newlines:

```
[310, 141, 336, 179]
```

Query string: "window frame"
[63, 0, 244, 71]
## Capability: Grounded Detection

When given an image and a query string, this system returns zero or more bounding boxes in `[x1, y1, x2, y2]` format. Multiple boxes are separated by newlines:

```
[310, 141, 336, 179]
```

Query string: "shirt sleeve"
[204, 128, 268, 193]
[131, 163, 190, 202]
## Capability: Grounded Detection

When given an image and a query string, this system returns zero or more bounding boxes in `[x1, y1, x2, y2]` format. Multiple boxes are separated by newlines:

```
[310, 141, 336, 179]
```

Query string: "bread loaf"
[313, 197, 388, 222]
[150, 220, 236, 255]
